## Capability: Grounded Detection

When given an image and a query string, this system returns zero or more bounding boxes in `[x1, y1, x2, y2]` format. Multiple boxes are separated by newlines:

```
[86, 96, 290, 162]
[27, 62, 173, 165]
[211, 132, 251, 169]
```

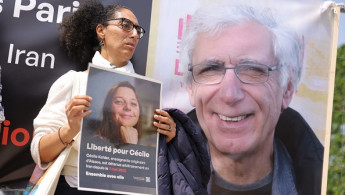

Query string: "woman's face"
[98, 8, 140, 66]
[111, 87, 140, 127]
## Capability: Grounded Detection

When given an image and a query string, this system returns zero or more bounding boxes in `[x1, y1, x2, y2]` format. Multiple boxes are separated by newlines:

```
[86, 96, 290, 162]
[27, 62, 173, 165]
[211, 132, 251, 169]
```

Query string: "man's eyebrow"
[238, 58, 262, 64]
[198, 59, 225, 66]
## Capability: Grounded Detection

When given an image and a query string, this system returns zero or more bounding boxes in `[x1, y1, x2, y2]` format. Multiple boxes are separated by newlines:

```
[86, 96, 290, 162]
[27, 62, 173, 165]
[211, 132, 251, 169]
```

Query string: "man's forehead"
[192, 22, 275, 65]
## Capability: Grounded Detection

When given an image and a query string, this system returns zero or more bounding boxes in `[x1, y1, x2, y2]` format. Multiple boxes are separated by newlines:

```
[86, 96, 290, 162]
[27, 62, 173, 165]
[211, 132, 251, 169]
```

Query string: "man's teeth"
[218, 114, 246, 122]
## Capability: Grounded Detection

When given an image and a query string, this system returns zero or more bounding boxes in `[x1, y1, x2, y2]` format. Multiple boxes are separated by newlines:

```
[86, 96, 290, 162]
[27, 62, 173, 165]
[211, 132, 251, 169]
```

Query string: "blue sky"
[331, 0, 345, 47]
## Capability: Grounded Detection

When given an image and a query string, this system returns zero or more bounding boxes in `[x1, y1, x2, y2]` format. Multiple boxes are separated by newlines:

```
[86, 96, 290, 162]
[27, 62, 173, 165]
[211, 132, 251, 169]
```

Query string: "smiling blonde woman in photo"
[95, 81, 143, 144]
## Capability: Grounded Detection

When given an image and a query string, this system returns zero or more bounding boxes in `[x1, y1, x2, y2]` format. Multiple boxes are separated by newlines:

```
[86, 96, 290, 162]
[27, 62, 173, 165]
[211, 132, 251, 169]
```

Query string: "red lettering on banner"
[174, 59, 183, 76]
[1, 120, 9, 145]
[174, 14, 192, 76]
[11, 128, 30, 146]
[1, 120, 32, 146]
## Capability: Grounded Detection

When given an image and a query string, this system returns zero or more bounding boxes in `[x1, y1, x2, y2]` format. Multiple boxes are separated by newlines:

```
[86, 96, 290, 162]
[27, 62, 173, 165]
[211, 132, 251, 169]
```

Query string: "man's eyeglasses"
[106, 18, 145, 39]
[188, 63, 279, 85]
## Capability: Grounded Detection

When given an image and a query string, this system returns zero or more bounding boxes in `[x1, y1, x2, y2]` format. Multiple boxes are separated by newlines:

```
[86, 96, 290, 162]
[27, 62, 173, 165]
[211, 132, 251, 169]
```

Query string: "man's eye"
[198, 65, 223, 74]
[240, 65, 266, 74]
[249, 66, 265, 72]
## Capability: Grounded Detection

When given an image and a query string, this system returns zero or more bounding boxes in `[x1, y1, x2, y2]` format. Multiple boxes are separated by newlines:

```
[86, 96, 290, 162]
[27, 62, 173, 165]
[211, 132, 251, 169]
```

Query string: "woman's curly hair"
[59, 0, 130, 69]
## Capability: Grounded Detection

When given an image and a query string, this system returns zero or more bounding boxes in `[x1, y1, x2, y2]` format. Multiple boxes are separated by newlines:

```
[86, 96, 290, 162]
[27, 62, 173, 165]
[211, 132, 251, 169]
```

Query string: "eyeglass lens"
[191, 64, 274, 84]
[120, 18, 145, 38]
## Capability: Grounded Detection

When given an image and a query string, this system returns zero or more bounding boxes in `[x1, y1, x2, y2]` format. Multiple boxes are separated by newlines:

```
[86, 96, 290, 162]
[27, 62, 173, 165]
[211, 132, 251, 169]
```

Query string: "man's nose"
[218, 70, 245, 105]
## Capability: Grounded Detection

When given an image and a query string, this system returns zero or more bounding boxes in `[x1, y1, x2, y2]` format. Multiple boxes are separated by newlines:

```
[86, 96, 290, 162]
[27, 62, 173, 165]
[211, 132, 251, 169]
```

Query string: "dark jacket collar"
[158, 108, 210, 195]
[275, 107, 323, 195]
[187, 107, 323, 195]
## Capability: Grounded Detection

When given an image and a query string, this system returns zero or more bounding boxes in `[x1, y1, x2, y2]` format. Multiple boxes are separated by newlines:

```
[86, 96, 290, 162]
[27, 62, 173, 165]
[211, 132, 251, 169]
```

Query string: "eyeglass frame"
[188, 62, 280, 85]
[105, 17, 145, 39]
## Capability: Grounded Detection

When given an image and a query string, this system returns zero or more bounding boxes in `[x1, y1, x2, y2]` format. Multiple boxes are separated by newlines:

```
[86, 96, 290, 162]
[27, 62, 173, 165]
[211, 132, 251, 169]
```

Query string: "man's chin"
[213, 139, 249, 155]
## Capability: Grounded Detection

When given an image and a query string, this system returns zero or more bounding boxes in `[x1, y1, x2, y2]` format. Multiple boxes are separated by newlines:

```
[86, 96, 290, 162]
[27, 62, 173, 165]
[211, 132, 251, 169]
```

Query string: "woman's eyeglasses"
[106, 18, 145, 39]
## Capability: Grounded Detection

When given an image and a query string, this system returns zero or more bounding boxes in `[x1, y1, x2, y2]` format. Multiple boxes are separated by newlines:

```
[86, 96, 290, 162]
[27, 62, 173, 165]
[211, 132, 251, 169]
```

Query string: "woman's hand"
[62, 95, 92, 143]
[39, 95, 92, 163]
[65, 95, 92, 133]
[153, 109, 176, 143]
[120, 126, 139, 144]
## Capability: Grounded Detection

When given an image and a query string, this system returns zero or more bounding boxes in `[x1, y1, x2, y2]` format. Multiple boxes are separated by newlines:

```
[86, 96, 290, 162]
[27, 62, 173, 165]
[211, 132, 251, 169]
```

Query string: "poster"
[78, 64, 161, 195]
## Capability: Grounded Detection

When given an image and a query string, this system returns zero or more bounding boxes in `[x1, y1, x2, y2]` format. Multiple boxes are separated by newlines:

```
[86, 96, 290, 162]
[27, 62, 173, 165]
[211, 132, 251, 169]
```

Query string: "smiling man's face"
[188, 21, 292, 158]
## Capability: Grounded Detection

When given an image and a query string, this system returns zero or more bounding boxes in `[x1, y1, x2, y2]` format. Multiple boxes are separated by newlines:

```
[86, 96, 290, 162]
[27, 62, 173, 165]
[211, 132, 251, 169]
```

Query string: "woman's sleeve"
[30, 71, 75, 169]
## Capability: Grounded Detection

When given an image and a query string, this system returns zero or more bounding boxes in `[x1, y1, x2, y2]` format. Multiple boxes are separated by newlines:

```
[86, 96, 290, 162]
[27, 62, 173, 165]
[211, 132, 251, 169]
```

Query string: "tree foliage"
[327, 44, 345, 194]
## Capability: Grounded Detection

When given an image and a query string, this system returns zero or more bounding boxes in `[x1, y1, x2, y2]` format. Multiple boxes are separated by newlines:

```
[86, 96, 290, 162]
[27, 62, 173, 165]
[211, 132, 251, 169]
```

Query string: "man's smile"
[218, 114, 248, 122]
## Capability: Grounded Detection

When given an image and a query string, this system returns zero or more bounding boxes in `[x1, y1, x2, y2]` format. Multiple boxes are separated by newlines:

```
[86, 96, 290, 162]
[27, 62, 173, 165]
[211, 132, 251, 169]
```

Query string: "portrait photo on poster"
[78, 64, 161, 195]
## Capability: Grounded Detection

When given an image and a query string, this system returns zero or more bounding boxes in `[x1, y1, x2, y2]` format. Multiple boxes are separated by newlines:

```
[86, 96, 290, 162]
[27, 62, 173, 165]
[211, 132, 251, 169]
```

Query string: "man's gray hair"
[180, 3, 303, 91]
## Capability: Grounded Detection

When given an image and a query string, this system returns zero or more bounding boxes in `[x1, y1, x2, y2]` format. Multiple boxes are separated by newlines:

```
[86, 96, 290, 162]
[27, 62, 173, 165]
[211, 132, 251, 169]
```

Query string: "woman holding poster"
[30, 0, 176, 194]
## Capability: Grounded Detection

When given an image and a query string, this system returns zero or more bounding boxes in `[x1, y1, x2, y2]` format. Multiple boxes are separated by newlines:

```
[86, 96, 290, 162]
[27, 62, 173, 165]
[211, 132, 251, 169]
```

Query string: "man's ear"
[96, 24, 105, 40]
[187, 83, 196, 107]
[281, 79, 294, 109]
